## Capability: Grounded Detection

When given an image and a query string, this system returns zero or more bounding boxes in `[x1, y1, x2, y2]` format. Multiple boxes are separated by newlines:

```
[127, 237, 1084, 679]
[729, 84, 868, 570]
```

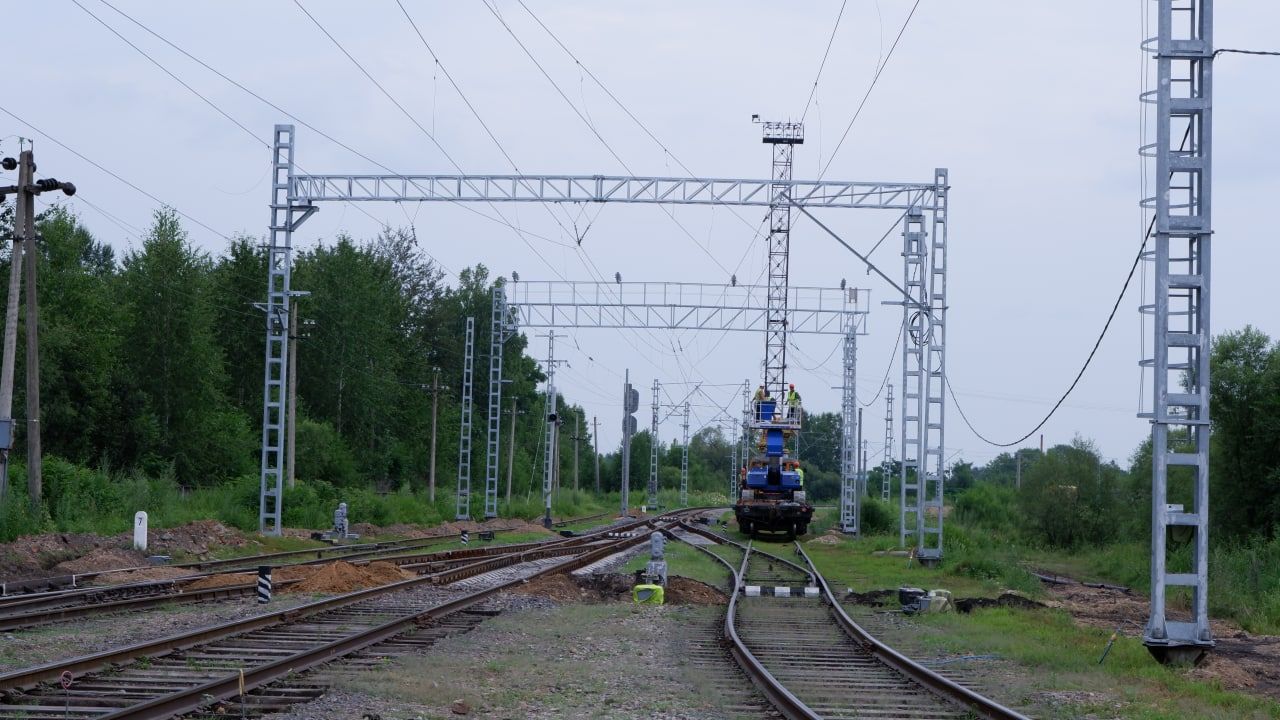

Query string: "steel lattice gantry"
[456, 318, 476, 520]
[680, 402, 690, 507]
[1140, 0, 1214, 663]
[897, 186, 949, 564]
[882, 383, 895, 502]
[263, 123, 947, 526]
[257, 126, 315, 536]
[483, 287, 511, 518]
[648, 379, 660, 509]
[839, 304, 869, 534]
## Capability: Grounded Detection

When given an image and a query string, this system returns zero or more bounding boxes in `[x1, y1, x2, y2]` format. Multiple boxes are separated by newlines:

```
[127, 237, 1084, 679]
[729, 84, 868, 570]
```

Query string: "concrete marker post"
[133, 511, 148, 552]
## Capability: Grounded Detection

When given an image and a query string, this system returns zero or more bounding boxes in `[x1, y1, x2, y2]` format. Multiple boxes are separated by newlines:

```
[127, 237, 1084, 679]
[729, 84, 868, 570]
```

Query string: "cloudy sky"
[6, 1, 1277, 467]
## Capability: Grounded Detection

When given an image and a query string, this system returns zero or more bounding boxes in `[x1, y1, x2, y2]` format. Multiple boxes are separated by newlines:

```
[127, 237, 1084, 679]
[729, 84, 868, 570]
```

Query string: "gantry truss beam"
[290, 174, 940, 210]
[506, 281, 859, 335]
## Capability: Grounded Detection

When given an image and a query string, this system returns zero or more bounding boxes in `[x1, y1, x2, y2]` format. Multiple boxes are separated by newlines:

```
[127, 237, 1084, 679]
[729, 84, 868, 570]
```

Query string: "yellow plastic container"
[632, 584, 665, 605]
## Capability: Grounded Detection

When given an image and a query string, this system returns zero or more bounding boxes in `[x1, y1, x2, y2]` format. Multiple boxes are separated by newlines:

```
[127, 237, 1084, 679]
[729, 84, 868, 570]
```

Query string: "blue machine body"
[744, 464, 802, 491]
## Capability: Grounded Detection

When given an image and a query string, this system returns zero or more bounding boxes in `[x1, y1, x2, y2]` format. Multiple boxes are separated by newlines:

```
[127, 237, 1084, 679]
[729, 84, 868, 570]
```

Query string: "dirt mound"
[955, 592, 1046, 613]
[287, 561, 414, 595]
[91, 566, 196, 585]
[806, 533, 841, 545]
[664, 577, 728, 606]
[52, 547, 148, 575]
[845, 588, 897, 607]
[130, 520, 250, 557]
[0, 531, 117, 580]
[182, 572, 257, 591]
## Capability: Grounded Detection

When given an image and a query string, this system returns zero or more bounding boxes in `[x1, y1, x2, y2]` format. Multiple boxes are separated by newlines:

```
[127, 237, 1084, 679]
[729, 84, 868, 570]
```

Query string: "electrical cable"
[1214, 48, 1280, 57]
[945, 230, 1149, 448]
[818, 0, 922, 180]
[860, 319, 903, 407]
[800, 0, 849, 123]
[0, 104, 230, 240]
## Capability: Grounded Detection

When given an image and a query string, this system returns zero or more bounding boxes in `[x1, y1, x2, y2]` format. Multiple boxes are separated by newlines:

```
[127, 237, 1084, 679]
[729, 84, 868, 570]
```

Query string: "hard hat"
[789, 383, 795, 389]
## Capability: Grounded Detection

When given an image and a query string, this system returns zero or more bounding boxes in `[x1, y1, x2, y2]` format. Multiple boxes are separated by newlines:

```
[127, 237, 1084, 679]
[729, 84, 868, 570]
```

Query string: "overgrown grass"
[1030, 534, 1280, 635]
[895, 606, 1280, 719]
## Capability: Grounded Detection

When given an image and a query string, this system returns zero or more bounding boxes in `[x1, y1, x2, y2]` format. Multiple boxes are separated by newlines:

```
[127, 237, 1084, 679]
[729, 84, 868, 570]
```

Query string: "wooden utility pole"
[19, 151, 40, 506]
[0, 152, 27, 504]
[593, 416, 601, 493]
[286, 301, 299, 488]
[0, 149, 73, 508]
[428, 368, 440, 502]
[505, 397, 520, 505]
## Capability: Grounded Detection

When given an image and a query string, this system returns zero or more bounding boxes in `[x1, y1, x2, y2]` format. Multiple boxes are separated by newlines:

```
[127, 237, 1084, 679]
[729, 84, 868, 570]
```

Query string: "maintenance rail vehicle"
[735, 395, 813, 537]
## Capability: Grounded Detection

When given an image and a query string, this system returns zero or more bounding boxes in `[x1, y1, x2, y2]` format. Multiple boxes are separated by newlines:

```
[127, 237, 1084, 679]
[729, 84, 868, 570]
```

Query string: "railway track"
[0, 511, 696, 720]
[0, 513, 631, 631]
[673, 522, 1030, 720]
[0, 511, 617, 597]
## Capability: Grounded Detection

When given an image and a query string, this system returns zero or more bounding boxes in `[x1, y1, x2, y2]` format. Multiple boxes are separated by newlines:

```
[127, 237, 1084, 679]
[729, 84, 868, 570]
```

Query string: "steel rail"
[794, 543, 1031, 720]
[668, 526, 818, 720]
[675, 521, 813, 583]
[675, 522, 1028, 720]
[0, 510, 615, 596]
[0, 512, 666, 693]
[0, 540, 585, 632]
[91, 522, 670, 720]
[0, 537, 594, 628]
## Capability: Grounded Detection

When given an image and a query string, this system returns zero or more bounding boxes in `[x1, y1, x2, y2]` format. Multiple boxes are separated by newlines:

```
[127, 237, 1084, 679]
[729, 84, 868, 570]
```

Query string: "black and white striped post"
[257, 566, 272, 604]
[460, 530, 469, 546]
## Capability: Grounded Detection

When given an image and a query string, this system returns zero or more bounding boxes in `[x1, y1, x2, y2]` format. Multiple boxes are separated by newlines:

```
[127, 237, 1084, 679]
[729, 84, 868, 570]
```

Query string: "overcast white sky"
[6, 1, 1277, 467]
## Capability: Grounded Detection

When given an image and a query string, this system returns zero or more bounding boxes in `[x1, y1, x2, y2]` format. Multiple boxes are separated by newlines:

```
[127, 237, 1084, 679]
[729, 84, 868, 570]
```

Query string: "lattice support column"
[456, 317, 476, 520]
[917, 169, 949, 563]
[899, 209, 927, 550]
[259, 125, 313, 536]
[541, 332, 558, 527]
[483, 286, 508, 518]
[882, 384, 894, 502]
[1141, 0, 1214, 663]
[648, 379, 660, 509]
[680, 402, 690, 507]
[840, 316, 859, 534]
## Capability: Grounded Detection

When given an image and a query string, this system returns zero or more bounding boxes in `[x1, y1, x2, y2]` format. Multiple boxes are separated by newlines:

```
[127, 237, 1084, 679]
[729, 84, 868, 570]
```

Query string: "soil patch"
[955, 592, 1046, 614]
[286, 561, 414, 594]
[91, 566, 196, 585]
[52, 547, 148, 575]
[0, 531, 118, 580]
[806, 532, 842, 546]
[664, 577, 728, 605]
[123, 519, 249, 558]
[845, 588, 898, 607]
[182, 572, 257, 591]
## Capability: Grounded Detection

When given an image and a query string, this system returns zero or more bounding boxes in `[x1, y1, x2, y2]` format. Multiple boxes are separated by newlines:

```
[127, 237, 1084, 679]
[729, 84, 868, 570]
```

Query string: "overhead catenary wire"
[800, 0, 849, 123]
[818, 0, 922, 180]
[0, 104, 230, 241]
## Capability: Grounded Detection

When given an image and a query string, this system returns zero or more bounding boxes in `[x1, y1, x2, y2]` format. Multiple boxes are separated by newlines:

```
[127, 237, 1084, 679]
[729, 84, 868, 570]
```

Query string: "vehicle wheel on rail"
[740, 521, 752, 536]
[796, 523, 809, 536]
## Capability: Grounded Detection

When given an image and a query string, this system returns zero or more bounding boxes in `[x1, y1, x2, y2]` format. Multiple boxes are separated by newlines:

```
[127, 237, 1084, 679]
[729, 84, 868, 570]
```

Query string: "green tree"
[119, 209, 254, 483]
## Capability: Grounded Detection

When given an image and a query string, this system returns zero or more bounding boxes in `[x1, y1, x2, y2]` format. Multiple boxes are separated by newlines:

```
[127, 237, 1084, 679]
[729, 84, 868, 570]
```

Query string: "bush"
[954, 483, 1017, 530]
[860, 496, 896, 535]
